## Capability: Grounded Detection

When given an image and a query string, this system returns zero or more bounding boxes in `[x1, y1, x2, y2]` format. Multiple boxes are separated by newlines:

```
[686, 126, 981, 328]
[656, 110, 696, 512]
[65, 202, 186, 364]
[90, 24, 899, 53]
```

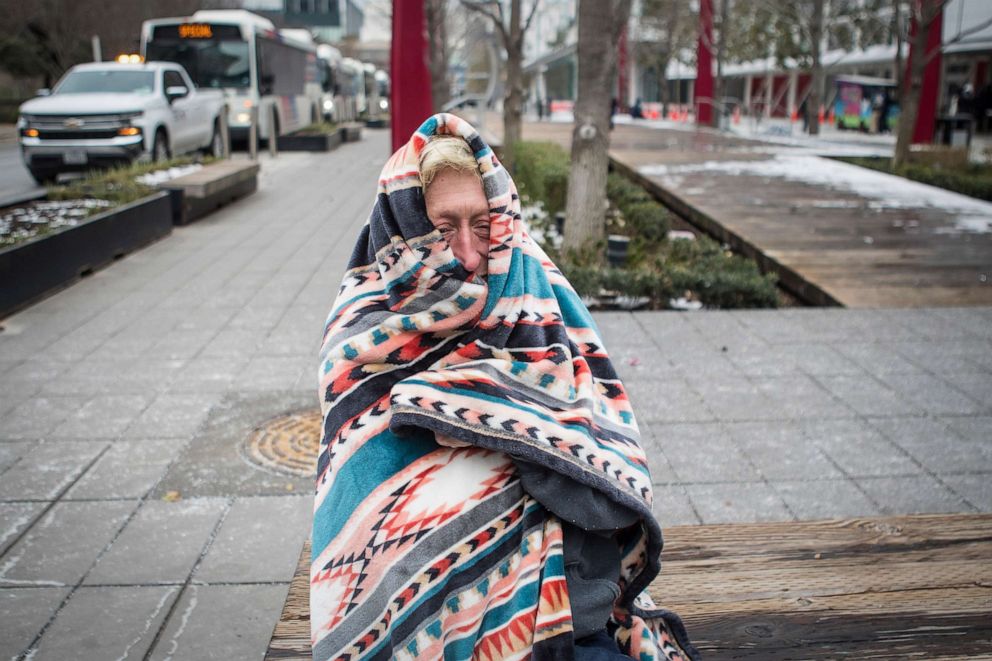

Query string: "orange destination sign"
[179, 23, 213, 39]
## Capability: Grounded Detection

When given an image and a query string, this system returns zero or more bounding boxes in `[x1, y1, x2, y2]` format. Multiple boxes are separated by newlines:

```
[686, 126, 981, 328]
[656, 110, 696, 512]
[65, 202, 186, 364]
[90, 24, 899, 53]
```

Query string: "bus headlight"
[235, 112, 251, 124]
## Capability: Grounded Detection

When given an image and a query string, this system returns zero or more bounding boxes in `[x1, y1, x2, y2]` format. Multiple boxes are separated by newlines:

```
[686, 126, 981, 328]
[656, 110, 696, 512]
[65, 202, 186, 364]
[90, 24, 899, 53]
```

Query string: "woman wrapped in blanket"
[313, 114, 697, 661]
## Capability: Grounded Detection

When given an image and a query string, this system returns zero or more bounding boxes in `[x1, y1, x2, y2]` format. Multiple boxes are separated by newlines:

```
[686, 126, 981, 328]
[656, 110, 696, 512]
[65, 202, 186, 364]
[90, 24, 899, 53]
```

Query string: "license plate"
[63, 150, 87, 165]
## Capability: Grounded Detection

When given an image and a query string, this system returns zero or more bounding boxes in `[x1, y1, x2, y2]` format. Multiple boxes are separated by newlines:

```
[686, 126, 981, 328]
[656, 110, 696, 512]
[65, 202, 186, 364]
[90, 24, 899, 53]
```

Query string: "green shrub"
[622, 201, 670, 243]
[513, 141, 570, 217]
[607, 172, 651, 212]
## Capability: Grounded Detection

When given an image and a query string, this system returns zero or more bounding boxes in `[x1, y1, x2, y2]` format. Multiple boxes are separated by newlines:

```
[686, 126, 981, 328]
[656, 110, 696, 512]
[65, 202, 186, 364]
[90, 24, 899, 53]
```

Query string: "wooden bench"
[267, 514, 992, 659]
[162, 160, 260, 225]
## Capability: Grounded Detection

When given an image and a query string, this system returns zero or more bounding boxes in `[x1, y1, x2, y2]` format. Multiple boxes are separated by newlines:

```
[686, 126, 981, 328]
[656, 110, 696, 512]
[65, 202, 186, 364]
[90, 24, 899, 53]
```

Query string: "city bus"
[316, 43, 346, 123]
[141, 9, 321, 143]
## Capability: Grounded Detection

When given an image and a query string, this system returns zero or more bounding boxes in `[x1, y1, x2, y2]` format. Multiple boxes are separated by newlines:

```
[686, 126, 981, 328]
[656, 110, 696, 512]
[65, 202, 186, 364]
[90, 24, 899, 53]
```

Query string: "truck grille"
[21, 114, 139, 131]
[36, 129, 122, 140]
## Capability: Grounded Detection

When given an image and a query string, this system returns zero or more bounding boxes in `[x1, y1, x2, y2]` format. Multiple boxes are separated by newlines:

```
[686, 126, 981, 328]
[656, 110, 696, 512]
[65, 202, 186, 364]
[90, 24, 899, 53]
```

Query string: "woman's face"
[424, 168, 490, 278]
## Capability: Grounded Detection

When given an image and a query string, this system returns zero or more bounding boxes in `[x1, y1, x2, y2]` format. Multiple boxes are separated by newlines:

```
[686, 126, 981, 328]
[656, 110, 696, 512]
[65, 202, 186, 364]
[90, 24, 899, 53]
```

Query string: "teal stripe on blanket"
[312, 428, 436, 558]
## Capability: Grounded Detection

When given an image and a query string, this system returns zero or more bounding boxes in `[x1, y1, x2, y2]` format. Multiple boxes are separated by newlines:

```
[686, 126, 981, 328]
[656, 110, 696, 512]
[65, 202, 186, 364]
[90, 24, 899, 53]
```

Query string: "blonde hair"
[419, 135, 481, 189]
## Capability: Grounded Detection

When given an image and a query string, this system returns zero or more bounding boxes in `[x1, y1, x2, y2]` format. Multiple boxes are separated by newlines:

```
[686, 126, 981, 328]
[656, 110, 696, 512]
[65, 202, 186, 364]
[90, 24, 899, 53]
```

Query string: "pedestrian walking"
[310, 114, 698, 661]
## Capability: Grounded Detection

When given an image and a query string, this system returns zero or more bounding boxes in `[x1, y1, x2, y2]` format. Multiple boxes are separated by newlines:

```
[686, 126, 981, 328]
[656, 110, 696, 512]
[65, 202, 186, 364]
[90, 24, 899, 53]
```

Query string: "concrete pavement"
[0, 127, 990, 660]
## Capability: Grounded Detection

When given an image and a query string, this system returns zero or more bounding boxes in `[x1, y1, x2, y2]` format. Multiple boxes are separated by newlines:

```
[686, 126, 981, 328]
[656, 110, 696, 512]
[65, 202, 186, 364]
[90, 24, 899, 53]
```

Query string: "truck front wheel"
[29, 168, 57, 186]
[152, 129, 170, 162]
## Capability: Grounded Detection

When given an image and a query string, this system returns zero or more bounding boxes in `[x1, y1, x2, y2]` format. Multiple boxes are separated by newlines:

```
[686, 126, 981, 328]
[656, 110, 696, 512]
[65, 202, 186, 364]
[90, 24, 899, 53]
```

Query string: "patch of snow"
[638, 154, 992, 233]
[669, 297, 704, 311]
[933, 216, 992, 234]
[136, 163, 203, 186]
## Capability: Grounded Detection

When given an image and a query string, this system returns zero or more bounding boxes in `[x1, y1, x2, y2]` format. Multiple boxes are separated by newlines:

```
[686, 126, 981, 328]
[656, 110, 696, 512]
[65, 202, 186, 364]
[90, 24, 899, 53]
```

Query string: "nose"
[450, 230, 481, 272]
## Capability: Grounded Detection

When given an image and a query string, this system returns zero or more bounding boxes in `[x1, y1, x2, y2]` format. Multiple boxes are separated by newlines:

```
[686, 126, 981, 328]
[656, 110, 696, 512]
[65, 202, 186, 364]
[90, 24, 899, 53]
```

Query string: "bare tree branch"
[522, 0, 541, 37]
[460, 0, 508, 44]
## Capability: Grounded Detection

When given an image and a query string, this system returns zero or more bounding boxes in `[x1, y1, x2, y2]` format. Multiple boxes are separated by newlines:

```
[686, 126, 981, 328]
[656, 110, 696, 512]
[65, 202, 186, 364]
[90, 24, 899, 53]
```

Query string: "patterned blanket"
[312, 113, 697, 660]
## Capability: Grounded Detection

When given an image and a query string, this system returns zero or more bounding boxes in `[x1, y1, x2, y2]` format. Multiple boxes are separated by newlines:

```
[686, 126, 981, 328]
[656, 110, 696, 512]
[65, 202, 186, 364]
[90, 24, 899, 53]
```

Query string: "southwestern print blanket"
[313, 113, 697, 661]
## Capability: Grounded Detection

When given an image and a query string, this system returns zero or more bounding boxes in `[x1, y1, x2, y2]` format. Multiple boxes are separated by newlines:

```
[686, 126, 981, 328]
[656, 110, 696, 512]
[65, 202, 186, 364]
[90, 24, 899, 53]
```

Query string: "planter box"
[0, 191, 172, 318]
[341, 123, 363, 142]
[277, 130, 343, 152]
[162, 160, 260, 225]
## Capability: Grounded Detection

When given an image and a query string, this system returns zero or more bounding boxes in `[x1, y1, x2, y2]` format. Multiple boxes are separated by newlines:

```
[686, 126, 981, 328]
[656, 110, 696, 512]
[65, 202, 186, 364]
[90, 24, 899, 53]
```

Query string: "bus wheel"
[152, 129, 170, 162]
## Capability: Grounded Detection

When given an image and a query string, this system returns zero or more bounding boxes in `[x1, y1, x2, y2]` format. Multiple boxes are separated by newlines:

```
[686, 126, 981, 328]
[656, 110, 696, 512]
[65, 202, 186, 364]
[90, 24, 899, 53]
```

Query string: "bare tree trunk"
[713, 0, 729, 127]
[425, 0, 449, 113]
[894, 3, 938, 168]
[502, 0, 524, 173]
[808, 0, 826, 135]
[563, 0, 632, 253]
[894, 0, 904, 91]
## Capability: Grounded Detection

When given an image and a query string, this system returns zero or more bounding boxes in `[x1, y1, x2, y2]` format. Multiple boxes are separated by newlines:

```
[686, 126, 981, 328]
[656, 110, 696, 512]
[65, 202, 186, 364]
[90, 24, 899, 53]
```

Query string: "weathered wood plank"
[270, 514, 992, 660]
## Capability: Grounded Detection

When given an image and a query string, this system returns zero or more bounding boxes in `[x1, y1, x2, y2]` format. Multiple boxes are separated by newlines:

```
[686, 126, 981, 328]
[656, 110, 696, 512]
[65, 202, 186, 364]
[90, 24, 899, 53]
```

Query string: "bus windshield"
[145, 39, 251, 89]
[56, 70, 155, 95]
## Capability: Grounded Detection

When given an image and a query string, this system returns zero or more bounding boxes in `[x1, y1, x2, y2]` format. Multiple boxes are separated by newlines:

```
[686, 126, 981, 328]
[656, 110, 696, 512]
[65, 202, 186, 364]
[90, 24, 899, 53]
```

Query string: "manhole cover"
[243, 409, 322, 477]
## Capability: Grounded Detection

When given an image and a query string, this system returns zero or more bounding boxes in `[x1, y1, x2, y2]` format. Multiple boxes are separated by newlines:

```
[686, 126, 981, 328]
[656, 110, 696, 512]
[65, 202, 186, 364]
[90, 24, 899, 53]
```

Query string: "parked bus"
[316, 44, 346, 123]
[340, 58, 366, 120]
[141, 9, 321, 142]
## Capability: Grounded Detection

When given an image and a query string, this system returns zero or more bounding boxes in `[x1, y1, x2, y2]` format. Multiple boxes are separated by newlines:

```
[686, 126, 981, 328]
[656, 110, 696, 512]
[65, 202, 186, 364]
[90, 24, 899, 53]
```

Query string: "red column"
[695, 0, 714, 126]
[906, 0, 943, 144]
[390, 0, 434, 151]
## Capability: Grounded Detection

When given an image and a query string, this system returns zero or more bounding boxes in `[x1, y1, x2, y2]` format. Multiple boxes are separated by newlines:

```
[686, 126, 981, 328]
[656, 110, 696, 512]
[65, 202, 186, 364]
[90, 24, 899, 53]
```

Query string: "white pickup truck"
[17, 61, 226, 184]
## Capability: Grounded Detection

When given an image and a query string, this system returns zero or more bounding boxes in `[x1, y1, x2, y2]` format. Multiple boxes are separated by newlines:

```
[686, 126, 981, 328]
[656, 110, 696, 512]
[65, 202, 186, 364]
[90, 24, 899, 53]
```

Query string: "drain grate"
[243, 409, 322, 478]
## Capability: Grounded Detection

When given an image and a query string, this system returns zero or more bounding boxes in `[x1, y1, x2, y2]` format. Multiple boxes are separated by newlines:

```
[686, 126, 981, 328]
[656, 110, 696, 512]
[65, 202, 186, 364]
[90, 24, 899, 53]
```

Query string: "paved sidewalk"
[0, 135, 390, 660]
[0, 128, 990, 660]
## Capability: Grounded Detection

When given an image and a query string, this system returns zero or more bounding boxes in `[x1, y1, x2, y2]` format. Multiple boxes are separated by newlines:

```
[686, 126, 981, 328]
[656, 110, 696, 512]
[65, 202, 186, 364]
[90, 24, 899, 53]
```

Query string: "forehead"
[424, 169, 488, 212]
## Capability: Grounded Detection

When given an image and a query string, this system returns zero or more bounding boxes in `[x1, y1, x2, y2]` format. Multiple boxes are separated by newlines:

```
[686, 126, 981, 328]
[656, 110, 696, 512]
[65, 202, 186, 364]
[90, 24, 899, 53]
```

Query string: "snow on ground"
[136, 163, 203, 186]
[612, 114, 895, 157]
[639, 154, 992, 235]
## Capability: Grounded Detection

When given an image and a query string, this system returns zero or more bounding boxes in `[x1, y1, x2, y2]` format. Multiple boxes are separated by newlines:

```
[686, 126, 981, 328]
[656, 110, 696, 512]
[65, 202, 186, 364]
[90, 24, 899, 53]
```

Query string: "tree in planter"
[461, 0, 540, 173]
[562, 0, 631, 253]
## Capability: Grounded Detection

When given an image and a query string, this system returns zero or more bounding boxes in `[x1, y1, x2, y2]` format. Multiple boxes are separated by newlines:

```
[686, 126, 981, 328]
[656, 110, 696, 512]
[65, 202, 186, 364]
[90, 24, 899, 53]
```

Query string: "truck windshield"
[55, 71, 156, 95]
[145, 40, 251, 89]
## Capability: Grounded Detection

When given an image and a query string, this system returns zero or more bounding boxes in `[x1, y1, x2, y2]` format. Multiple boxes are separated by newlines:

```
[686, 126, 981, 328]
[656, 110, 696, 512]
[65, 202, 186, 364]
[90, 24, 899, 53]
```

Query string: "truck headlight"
[235, 112, 251, 124]
[323, 99, 334, 111]
[117, 127, 142, 136]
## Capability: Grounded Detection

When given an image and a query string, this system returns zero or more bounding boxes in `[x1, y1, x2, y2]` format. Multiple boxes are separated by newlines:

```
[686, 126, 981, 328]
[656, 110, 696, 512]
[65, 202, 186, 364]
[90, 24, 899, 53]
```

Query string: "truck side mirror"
[165, 86, 188, 103]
